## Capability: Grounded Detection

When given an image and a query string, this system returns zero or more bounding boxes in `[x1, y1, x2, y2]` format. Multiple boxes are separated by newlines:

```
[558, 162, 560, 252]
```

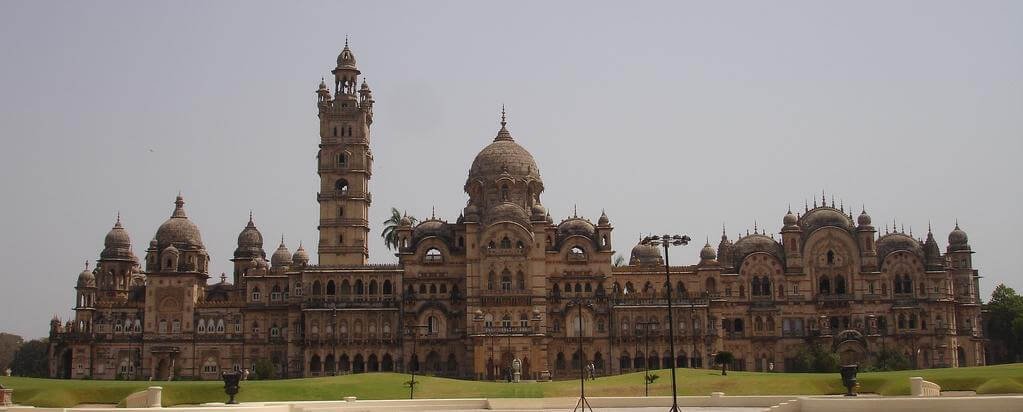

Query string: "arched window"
[369, 279, 378, 294]
[216, 319, 225, 333]
[484, 313, 494, 328]
[340, 279, 351, 295]
[500, 237, 512, 249]
[502, 314, 512, 327]
[326, 280, 336, 295]
[569, 246, 585, 259]
[705, 277, 717, 294]
[312, 280, 322, 295]
[501, 272, 512, 291]
[501, 184, 509, 201]
[419, 283, 427, 294]
[819, 276, 831, 295]
[751, 277, 761, 296]
[835, 276, 847, 295]
[520, 312, 529, 327]
[488, 271, 495, 290]
[196, 320, 205, 333]
[516, 271, 525, 290]
[271, 284, 282, 301]
[335, 179, 349, 195]
[251, 287, 261, 301]
[424, 248, 443, 263]
[429, 284, 437, 294]
[575, 283, 583, 293]
[827, 250, 835, 265]
[336, 152, 348, 167]
[427, 316, 438, 334]
[355, 279, 365, 294]
[383, 280, 393, 295]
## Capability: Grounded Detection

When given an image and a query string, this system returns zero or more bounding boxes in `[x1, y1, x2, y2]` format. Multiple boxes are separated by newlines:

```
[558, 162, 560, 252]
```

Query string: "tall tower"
[316, 41, 375, 265]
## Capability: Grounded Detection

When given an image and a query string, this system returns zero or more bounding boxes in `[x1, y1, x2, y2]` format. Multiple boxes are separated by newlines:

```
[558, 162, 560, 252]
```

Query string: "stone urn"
[222, 371, 241, 404]
[840, 364, 859, 396]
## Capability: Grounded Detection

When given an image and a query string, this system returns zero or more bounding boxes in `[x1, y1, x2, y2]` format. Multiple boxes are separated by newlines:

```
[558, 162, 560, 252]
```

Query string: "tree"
[0, 332, 24, 372]
[986, 284, 1023, 363]
[381, 207, 418, 251]
[613, 255, 626, 267]
[253, 358, 275, 380]
[9, 338, 48, 377]
[871, 347, 911, 371]
[714, 351, 735, 376]
[789, 343, 841, 373]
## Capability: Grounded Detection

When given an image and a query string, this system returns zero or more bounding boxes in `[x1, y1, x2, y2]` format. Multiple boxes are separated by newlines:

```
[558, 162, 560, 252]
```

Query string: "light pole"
[690, 300, 698, 369]
[642, 234, 690, 412]
[331, 302, 338, 375]
[637, 321, 657, 397]
[567, 297, 594, 412]
[406, 324, 428, 399]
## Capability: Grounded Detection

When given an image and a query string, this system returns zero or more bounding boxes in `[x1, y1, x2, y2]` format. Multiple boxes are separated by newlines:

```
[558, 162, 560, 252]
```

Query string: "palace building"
[48, 44, 986, 380]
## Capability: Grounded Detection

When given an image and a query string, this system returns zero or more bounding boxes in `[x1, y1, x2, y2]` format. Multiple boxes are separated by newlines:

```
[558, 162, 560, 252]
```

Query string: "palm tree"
[714, 351, 735, 376]
[381, 207, 417, 250]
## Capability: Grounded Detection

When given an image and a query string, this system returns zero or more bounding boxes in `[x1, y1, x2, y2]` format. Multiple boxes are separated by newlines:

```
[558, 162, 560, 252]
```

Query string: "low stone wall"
[123, 386, 162, 408]
[910, 377, 941, 397]
[797, 396, 1023, 412]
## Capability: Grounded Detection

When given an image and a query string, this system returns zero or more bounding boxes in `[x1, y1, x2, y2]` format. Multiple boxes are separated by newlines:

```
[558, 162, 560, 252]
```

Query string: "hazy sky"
[1, 1, 1020, 339]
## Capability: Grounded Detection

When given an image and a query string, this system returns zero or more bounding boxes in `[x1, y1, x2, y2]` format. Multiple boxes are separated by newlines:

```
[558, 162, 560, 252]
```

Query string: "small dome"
[948, 223, 970, 251]
[399, 214, 413, 227]
[876, 232, 924, 259]
[335, 43, 358, 71]
[857, 210, 872, 226]
[629, 242, 663, 266]
[234, 214, 265, 259]
[558, 218, 596, 238]
[799, 207, 854, 235]
[270, 240, 292, 267]
[700, 243, 717, 261]
[293, 243, 310, 264]
[733, 233, 783, 263]
[783, 210, 798, 226]
[598, 210, 609, 226]
[154, 195, 204, 249]
[413, 219, 452, 242]
[318, 78, 327, 90]
[77, 266, 96, 288]
[101, 215, 137, 261]
[531, 203, 547, 219]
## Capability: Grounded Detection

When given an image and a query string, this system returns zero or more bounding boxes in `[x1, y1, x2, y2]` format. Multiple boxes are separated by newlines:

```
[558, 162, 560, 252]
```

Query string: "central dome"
[467, 140, 541, 186]
[154, 195, 204, 249]
[466, 110, 542, 188]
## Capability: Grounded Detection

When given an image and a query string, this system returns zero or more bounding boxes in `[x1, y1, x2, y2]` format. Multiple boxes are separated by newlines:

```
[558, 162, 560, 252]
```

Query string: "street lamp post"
[406, 324, 428, 399]
[642, 234, 690, 412]
[331, 302, 338, 376]
[637, 321, 657, 397]
[567, 297, 594, 412]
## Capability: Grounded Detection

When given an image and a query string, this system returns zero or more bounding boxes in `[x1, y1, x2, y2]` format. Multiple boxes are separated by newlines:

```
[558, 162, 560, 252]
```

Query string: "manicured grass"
[2, 364, 1022, 407]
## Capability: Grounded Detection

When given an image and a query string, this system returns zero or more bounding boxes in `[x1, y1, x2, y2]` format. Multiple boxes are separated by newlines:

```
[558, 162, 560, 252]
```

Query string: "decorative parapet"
[910, 377, 941, 397]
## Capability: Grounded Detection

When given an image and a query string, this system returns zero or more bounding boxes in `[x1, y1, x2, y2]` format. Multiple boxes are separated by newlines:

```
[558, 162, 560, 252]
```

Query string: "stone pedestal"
[1, 385, 15, 407]
[513, 371, 521, 383]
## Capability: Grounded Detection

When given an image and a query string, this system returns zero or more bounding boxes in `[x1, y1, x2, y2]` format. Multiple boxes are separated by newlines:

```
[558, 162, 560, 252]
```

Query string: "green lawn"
[2, 364, 1022, 408]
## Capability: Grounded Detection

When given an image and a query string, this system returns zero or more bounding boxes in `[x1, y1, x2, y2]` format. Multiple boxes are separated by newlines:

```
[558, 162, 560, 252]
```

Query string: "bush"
[788, 343, 840, 373]
[866, 348, 912, 372]
[253, 358, 275, 380]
